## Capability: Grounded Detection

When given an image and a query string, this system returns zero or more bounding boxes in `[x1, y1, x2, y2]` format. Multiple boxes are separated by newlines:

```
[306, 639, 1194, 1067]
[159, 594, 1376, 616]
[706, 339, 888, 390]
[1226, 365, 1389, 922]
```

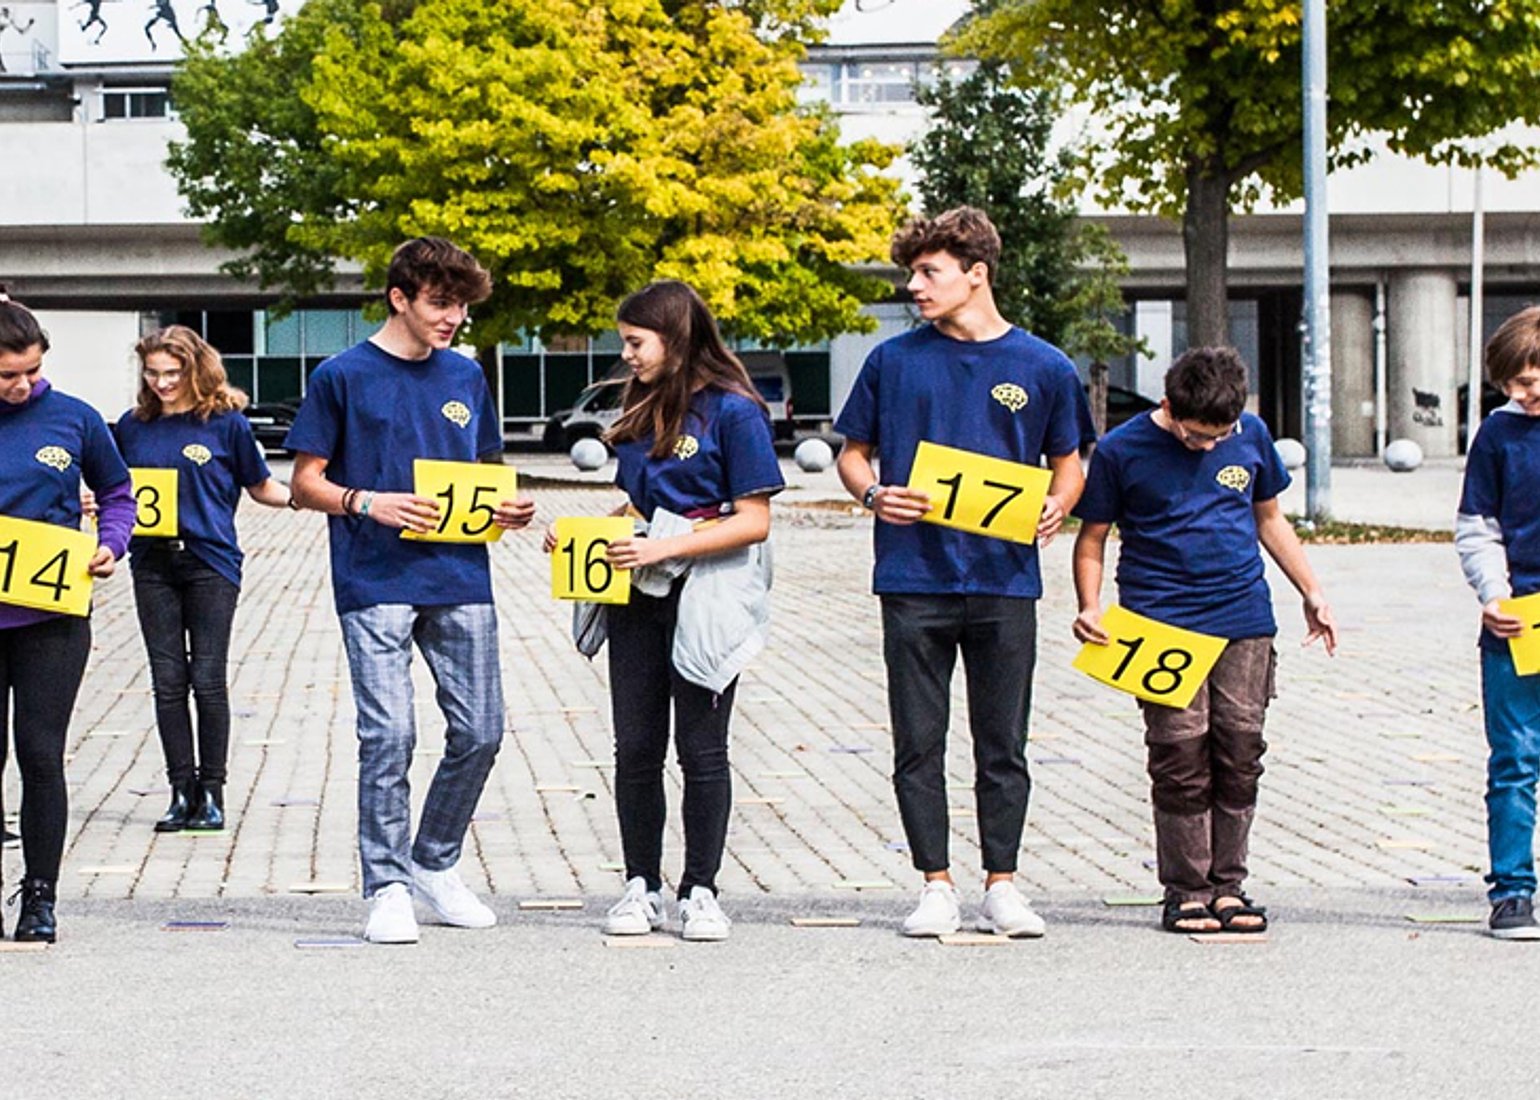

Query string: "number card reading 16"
[129, 468, 179, 538]
[0, 514, 96, 618]
[1072, 605, 1228, 710]
[906, 441, 1053, 544]
[1500, 591, 1540, 677]
[401, 459, 517, 544]
[551, 517, 633, 605]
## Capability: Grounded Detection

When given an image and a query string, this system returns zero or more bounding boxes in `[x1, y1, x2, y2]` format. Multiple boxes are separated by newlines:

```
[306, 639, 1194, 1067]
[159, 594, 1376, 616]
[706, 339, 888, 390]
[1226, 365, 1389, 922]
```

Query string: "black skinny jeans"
[607, 584, 736, 898]
[0, 614, 91, 886]
[131, 547, 240, 786]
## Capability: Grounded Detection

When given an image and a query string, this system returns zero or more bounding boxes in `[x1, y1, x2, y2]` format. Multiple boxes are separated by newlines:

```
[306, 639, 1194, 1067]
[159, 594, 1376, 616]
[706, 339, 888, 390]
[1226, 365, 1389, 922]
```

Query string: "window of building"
[100, 89, 173, 121]
[838, 60, 919, 105]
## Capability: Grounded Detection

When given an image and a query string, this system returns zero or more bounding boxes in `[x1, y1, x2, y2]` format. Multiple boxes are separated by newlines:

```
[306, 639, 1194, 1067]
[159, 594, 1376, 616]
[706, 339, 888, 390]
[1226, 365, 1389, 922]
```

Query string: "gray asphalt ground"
[6, 452, 1537, 1098]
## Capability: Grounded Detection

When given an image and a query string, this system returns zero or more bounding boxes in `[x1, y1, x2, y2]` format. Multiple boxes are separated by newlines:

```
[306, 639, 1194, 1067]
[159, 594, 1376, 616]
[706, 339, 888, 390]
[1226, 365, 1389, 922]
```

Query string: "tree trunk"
[1183, 165, 1231, 348]
[1089, 360, 1109, 437]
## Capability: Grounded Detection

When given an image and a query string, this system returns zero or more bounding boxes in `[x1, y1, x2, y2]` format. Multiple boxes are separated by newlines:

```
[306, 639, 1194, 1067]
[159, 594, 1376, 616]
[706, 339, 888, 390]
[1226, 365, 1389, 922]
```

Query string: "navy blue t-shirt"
[115, 409, 272, 588]
[284, 340, 503, 614]
[834, 324, 1094, 597]
[614, 389, 784, 520]
[1459, 409, 1540, 653]
[1, 385, 130, 533]
[1074, 411, 1289, 639]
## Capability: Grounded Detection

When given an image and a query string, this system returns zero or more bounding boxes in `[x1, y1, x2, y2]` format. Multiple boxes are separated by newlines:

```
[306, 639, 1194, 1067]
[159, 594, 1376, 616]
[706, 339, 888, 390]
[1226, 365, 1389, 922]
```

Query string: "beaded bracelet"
[341, 487, 359, 515]
[359, 491, 376, 518]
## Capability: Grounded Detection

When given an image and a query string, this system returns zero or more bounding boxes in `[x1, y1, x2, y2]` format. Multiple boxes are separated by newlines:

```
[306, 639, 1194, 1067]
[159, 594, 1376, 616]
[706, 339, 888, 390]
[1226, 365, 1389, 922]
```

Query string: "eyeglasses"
[143, 369, 184, 384]
[1172, 419, 1239, 446]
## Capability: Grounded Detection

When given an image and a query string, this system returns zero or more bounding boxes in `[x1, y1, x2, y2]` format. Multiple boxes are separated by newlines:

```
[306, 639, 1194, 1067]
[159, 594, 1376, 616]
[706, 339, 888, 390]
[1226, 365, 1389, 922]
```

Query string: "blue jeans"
[1482, 647, 1540, 900]
[339, 603, 504, 898]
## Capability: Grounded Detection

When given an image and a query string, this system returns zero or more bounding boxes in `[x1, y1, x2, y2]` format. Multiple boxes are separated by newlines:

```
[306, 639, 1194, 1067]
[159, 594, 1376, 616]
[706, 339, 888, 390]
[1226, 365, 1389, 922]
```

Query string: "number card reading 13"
[401, 459, 517, 544]
[129, 467, 179, 538]
[0, 514, 96, 618]
[1072, 605, 1228, 709]
[551, 517, 633, 605]
[906, 441, 1052, 544]
[1500, 591, 1540, 677]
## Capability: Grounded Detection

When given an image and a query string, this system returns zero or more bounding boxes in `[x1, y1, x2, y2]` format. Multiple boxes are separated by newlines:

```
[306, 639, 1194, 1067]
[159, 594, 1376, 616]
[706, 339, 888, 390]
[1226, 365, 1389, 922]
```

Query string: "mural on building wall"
[0, 3, 47, 71]
[57, 0, 301, 64]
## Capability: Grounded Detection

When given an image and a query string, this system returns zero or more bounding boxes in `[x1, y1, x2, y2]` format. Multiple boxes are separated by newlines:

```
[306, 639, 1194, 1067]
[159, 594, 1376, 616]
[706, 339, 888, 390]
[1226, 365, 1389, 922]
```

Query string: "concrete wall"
[34, 309, 141, 419]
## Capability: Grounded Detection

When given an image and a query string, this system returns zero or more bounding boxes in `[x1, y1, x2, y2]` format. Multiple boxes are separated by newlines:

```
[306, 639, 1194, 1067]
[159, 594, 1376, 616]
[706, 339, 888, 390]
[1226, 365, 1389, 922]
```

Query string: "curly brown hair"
[890, 206, 1001, 281]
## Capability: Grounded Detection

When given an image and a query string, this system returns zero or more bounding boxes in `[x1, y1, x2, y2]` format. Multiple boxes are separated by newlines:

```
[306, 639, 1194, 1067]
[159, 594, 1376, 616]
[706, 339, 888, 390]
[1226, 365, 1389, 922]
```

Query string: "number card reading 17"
[1072, 605, 1228, 710]
[906, 441, 1052, 544]
[129, 467, 179, 538]
[0, 514, 96, 618]
[1500, 591, 1540, 677]
[551, 517, 633, 605]
[401, 460, 517, 544]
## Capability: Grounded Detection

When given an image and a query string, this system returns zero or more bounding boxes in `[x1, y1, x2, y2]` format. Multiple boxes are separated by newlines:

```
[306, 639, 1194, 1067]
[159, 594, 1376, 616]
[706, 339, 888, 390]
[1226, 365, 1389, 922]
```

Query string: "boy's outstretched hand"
[1302, 592, 1338, 656]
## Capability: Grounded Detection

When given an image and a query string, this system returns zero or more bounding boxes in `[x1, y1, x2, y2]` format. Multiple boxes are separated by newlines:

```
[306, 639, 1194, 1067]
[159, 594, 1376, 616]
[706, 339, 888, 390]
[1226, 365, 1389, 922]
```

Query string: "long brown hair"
[0, 284, 49, 354]
[605, 281, 766, 458]
[133, 325, 247, 421]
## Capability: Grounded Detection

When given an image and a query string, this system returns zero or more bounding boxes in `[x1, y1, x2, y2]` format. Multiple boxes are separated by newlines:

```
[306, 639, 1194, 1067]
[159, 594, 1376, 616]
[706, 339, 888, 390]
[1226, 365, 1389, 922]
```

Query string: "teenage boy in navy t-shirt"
[1072, 347, 1336, 935]
[287, 238, 536, 945]
[1456, 305, 1540, 940]
[836, 207, 1094, 938]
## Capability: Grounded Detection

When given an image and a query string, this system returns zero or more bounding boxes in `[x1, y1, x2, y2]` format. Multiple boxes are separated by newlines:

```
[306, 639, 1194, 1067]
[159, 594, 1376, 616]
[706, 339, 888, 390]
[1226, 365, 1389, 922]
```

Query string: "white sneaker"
[977, 880, 1046, 938]
[678, 886, 731, 942]
[901, 880, 962, 937]
[411, 862, 497, 929]
[604, 876, 665, 936]
[364, 882, 420, 944]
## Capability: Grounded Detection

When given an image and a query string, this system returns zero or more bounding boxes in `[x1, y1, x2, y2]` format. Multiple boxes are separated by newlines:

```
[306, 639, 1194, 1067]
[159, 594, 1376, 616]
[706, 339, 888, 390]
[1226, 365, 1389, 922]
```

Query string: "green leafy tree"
[957, 1, 1540, 347]
[168, 0, 902, 346]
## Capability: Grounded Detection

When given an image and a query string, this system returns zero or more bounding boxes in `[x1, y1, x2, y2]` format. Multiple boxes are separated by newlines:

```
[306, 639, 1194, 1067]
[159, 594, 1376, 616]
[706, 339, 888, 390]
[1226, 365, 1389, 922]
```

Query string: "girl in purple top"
[0, 288, 135, 943]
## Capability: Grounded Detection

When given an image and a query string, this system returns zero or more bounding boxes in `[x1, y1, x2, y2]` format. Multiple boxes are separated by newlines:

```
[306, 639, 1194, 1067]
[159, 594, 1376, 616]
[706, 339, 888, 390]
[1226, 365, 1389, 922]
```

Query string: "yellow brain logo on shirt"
[673, 435, 700, 461]
[182, 444, 213, 466]
[35, 445, 72, 472]
[991, 383, 1029, 413]
[441, 401, 472, 428]
[1215, 465, 1251, 493]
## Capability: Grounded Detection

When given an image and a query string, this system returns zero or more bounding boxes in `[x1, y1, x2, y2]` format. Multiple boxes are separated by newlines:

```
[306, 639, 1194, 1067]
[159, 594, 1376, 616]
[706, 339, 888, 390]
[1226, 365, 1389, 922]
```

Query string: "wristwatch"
[862, 483, 880, 510]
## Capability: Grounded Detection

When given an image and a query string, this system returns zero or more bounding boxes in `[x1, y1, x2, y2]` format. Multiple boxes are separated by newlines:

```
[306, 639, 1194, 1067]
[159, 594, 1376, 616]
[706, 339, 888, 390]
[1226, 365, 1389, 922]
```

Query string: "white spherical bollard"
[794, 438, 835, 473]
[1383, 438, 1424, 473]
[569, 437, 608, 471]
[1274, 437, 1307, 471]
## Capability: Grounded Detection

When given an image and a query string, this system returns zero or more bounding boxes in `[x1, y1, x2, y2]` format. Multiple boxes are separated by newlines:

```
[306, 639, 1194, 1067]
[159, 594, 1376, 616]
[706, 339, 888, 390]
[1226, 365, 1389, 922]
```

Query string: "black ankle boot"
[155, 781, 197, 832]
[187, 782, 225, 831]
[12, 878, 57, 943]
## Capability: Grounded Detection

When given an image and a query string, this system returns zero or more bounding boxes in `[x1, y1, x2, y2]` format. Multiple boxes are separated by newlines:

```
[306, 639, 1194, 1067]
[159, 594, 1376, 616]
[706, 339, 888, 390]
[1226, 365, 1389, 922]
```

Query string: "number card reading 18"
[0, 514, 96, 618]
[1500, 591, 1540, 677]
[906, 441, 1053, 544]
[551, 517, 633, 605]
[1072, 604, 1228, 709]
[129, 467, 179, 538]
[401, 460, 517, 544]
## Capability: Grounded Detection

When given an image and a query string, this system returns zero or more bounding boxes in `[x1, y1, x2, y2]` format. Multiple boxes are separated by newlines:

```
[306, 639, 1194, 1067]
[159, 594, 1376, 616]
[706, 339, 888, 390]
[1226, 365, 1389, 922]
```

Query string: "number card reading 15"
[1500, 591, 1540, 677]
[129, 467, 179, 538]
[401, 460, 517, 544]
[0, 514, 96, 618]
[1072, 605, 1228, 710]
[906, 441, 1052, 544]
[551, 517, 633, 605]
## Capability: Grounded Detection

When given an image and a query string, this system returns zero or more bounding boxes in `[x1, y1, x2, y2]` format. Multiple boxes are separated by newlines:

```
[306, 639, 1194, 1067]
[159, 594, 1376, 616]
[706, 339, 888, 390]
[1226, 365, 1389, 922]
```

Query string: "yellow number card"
[1072, 605, 1229, 709]
[129, 467, 179, 538]
[0, 514, 97, 618]
[551, 517, 633, 605]
[401, 460, 517, 544]
[1501, 591, 1540, 676]
[906, 441, 1053, 544]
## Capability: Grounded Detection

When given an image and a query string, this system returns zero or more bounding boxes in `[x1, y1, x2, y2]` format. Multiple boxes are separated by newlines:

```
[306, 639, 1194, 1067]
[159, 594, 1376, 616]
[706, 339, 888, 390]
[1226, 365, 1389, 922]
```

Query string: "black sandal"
[1211, 895, 1268, 934]
[1162, 898, 1219, 934]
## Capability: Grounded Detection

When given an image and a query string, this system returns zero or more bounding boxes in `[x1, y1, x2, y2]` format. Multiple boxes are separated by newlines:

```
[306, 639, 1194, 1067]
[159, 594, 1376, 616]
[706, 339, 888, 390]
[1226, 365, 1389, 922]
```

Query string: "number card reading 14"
[551, 517, 633, 605]
[129, 468, 179, 538]
[906, 441, 1052, 544]
[0, 514, 96, 618]
[1500, 591, 1540, 676]
[1072, 605, 1228, 710]
[401, 460, 517, 544]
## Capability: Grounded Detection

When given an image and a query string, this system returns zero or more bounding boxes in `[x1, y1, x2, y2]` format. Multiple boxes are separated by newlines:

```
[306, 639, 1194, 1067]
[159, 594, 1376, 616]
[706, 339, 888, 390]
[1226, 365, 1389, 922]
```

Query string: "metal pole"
[1373, 281, 1388, 455]
[1468, 166, 1485, 452]
[1302, 0, 1332, 519]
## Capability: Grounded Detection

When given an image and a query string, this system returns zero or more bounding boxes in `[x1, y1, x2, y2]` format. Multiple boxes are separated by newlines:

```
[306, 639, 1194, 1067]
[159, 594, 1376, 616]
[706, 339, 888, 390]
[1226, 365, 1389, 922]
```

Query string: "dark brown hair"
[0, 283, 49, 354]
[605, 280, 766, 459]
[890, 206, 1002, 281]
[1165, 346, 1249, 425]
[385, 237, 492, 314]
[134, 325, 247, 421]
[1485, 305, 1540, 388]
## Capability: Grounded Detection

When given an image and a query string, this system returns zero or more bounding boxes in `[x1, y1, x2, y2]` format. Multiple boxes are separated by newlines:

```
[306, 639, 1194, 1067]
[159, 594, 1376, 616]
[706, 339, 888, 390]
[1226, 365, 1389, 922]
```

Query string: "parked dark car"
[241, 402, 299, 455]
[1085, 383, 1157, 433]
